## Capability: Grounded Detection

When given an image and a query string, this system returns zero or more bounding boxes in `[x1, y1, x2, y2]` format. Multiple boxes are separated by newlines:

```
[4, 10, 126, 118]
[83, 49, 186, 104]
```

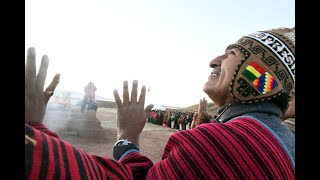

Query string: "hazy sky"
[25, 0, 295, 108]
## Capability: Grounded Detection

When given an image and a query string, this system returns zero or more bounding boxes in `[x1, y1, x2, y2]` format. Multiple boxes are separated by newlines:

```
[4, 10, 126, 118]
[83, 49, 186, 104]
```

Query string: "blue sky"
[25, 0, 295, 107]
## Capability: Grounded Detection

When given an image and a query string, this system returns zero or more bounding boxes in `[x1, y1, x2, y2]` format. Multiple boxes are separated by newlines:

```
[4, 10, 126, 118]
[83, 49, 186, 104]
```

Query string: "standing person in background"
[81, 81, 97, 112]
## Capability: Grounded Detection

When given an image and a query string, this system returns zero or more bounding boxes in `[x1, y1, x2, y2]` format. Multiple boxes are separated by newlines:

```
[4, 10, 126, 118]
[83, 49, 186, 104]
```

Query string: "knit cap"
[228, 27, 295, 103]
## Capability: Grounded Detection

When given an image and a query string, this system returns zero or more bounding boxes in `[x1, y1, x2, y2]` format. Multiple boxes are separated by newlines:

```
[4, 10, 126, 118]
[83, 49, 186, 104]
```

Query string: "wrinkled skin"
[203, 47, 245, 107]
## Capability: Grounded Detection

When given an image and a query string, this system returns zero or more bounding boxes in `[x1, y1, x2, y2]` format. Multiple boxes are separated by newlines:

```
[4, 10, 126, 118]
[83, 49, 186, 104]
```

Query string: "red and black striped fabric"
[146, 116, 294, 179]
[25, 123, 153, 180]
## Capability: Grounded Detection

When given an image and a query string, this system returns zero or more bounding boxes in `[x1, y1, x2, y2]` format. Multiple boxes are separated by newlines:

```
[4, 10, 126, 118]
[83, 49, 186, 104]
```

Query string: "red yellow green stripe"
[250, 61, 266, 75]
[242, 61, 278, 94]
[247, 65, 261, 77]
[242, 69, 257, 82]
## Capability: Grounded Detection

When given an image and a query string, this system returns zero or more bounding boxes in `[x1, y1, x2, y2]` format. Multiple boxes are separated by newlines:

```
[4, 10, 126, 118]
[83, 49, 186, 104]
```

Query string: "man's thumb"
[145, 104, 154, 115]
[191, 112, 199, 129]
[193, 112, 199, 121]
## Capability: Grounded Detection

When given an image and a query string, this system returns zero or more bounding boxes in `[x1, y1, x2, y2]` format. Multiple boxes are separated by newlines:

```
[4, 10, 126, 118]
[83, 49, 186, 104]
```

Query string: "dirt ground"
[43, 107, 178, 163]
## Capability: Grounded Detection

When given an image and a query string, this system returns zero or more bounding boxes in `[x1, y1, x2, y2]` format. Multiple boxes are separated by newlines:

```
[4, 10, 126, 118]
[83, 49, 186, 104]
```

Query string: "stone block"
[77, 128, 107, 138]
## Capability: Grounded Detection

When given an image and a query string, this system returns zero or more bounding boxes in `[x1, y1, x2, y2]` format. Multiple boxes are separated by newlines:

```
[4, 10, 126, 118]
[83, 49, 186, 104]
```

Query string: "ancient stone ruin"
[43, 109, 107, 138]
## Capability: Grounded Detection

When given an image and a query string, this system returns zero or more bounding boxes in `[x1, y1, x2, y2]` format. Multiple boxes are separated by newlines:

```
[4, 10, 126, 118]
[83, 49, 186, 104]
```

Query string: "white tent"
[151, 104, 166, 111]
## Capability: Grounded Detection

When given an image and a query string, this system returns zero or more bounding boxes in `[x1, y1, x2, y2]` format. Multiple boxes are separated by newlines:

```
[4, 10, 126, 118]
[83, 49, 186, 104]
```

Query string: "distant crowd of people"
[147, 110, 194, 129]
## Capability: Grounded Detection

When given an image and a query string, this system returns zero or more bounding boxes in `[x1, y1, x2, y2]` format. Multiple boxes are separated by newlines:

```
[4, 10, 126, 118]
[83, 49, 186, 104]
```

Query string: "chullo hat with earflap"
[227, 27, 295, 103]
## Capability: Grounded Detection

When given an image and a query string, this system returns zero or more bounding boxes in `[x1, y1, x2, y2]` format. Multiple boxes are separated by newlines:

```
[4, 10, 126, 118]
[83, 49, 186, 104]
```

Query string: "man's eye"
[229, 50, 235, 55]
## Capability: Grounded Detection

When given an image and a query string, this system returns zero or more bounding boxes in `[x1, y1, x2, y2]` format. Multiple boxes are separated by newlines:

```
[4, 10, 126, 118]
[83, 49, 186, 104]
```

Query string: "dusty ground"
[43, 107, 178, 163]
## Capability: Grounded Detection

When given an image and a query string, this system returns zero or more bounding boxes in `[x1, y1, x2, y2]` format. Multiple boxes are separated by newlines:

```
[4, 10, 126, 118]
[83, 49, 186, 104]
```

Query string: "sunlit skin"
[113, 80, 154, 146]
[203, 47, 245, 107]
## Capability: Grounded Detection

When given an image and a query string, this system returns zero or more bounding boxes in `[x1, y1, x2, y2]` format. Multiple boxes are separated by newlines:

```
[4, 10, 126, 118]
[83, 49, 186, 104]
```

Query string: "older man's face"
[203, 47, 244, 107]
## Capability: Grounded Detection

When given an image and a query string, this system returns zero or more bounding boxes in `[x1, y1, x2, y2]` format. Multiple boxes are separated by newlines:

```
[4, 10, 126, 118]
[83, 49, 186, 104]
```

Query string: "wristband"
[113, 139, 140, 160]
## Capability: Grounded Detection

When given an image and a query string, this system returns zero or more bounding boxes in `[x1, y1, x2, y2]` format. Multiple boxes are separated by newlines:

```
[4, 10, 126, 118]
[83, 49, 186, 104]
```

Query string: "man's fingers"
[123, 81, 129, 106]
[131, 80, 138, 103]
[113, 89, 123, 108]
[138, 85, 146, 106]
[202, 97, 206, 111]
[191, 112, 199, 129]
[204, 98, 207, 111]
[44, 90, 54, 97]
[145, 104, 154, 115]
[44, 74, 60, 103]
[198, 99, 202, 112]
[201, 98, 205, 112]
[36, 55, 49, 93]
[45, 74, 60, 92]
[25, 47, 37, 87]
[193, 112, 199, 121]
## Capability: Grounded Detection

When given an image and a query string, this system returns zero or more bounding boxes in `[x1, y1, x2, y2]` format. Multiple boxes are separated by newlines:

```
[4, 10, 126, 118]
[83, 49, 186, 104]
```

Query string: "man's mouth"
[210, 72, 220, 77]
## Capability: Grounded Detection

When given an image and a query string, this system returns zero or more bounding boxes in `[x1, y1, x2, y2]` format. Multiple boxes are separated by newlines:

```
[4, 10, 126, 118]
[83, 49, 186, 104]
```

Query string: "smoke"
[43, 100, 109, 139]
[43, 90, 83, 135]
[43, 102, 74, 134]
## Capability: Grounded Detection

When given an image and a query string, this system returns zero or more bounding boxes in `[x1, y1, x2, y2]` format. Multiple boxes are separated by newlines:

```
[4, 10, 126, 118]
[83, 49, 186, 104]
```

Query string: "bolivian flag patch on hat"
[242, 61, 278, 94]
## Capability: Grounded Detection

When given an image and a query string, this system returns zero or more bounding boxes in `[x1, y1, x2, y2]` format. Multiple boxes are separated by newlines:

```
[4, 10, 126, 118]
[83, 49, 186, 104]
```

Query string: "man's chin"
[202, 85, 212, 97]
[203, 82, 215, 94]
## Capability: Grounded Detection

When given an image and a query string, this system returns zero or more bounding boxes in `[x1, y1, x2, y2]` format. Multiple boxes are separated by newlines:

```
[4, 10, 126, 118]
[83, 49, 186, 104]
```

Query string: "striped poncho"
[25, 116, 294, 179]
[25, 123, 152, 180]
[146, 116, 294, 179]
